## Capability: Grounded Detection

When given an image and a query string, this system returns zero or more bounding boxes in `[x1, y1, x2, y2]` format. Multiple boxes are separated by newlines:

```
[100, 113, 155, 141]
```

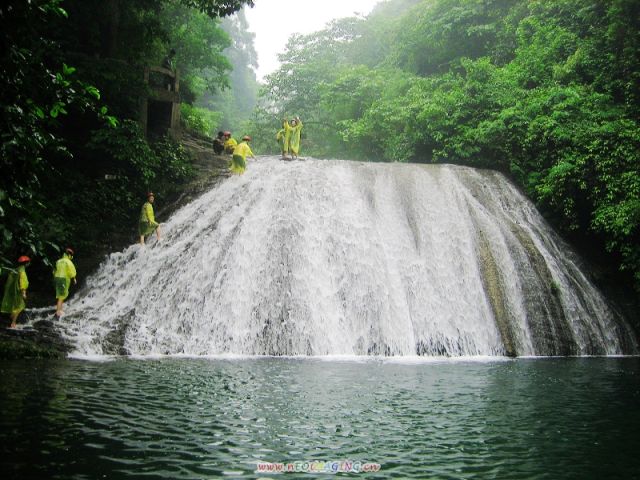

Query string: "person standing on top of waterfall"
[54, 248, 77, 318]
[230, 135, 256, 175]
[276, 119, 287, 159]
[223, 131, 238, 154]
[162, 48, 176, 70]
[1, 255, 31, 328]
[284, 117, 303, 160]
[139, 192, 161, 245]
[161, 48, 176, 91]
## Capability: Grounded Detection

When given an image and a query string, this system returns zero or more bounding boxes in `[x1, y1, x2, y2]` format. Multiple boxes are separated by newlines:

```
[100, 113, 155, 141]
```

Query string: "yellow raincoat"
[230, 141, 255, 175]
[276, 125, 286, 154]
[224, 137, 238, 154]
[139, 201, 159, 237]
[1, 265, 29, 315]
[285, 120, 303, 155]
[54, 253, 76, 301]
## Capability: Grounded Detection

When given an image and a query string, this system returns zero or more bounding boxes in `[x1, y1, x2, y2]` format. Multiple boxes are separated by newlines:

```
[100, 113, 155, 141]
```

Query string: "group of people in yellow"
[2, 186, 170, 328]
[213, 131, 256, 175]
[214, 117, 305, 176]
[138, 132, 258, 248]
[277, 117, 303, 160]
[1, 247, 77, 328]
[1, 189, 161, 329]
[3, 118, 307, 329]
[1, 188, 165, 329]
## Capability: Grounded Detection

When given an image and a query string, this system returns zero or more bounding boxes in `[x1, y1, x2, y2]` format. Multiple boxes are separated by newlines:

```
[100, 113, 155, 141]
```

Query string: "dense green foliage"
[181, 104, 224, 137]
[1, 0, 252, 286]
[252, 0, 640, 290]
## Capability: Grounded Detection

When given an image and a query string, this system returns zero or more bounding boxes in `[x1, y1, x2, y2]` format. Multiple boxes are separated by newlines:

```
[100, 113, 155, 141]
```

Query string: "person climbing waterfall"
[285, 117, 303, 160]
[54, 248, 77, 318]
[276, 119, 287, 159]
[213, 131, 225, 155]
[1, 256, 31, 328]
[223, 131, 238, 154]
[139, 192, 161, 245]
[230, 135, 256, 175]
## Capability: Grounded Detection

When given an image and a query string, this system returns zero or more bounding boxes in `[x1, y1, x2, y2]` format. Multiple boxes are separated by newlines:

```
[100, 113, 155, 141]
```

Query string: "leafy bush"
[181, 103, 223, 137]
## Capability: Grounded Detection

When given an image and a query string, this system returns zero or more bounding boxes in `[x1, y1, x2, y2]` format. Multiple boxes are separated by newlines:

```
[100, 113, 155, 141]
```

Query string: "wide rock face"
[0, 319, 71, 359]
[46, 159, 638, 357]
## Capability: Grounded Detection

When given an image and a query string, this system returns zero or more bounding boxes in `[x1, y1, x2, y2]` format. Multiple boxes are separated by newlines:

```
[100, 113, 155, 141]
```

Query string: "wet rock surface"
[0, 317, 72, 359]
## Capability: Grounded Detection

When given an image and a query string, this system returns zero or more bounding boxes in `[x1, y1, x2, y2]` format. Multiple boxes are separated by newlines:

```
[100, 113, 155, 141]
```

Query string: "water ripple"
[0, 357, 639, 479]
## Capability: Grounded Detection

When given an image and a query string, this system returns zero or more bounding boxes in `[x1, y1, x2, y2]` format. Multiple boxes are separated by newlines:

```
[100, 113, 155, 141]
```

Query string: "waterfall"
[56, 158, 638, 357]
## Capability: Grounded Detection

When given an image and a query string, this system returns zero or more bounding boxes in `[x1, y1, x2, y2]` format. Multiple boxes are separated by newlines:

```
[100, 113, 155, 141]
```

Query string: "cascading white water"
[56, 158, 637, 357]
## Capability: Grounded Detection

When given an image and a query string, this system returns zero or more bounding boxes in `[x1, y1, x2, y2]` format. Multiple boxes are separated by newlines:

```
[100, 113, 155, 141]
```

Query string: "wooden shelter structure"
[140, 66, 181, 139]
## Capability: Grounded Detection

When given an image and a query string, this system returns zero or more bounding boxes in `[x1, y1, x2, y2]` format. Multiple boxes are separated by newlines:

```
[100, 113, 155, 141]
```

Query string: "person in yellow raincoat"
[276, 119, 287, 159]
[230, 135, 256, 175]
[139, 192, 161, 245]
[284, 117, 303, 159]
[223, 131, 238, 154]
[54, 248, 77, 318]
[1, 255, 31, 328]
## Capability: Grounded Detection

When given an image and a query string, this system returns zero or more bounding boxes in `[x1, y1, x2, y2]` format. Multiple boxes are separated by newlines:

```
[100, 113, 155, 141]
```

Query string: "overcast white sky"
[244, 0, 382, 81]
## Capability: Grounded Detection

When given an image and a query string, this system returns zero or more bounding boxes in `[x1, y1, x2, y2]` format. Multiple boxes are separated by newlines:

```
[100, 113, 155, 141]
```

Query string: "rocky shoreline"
[0, 318, 71, 359]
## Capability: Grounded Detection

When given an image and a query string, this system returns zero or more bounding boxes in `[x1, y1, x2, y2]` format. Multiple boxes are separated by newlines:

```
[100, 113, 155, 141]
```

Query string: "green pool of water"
[1, 357, 638, 479]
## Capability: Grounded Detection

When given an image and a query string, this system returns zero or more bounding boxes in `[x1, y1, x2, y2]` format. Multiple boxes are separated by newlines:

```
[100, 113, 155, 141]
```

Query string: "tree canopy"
[250, 0, 640, 291]
[1, 0, 253, 278]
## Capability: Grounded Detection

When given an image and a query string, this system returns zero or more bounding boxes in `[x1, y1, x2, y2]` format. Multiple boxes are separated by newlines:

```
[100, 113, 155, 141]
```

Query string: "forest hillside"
[249, 0, 640, 296]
